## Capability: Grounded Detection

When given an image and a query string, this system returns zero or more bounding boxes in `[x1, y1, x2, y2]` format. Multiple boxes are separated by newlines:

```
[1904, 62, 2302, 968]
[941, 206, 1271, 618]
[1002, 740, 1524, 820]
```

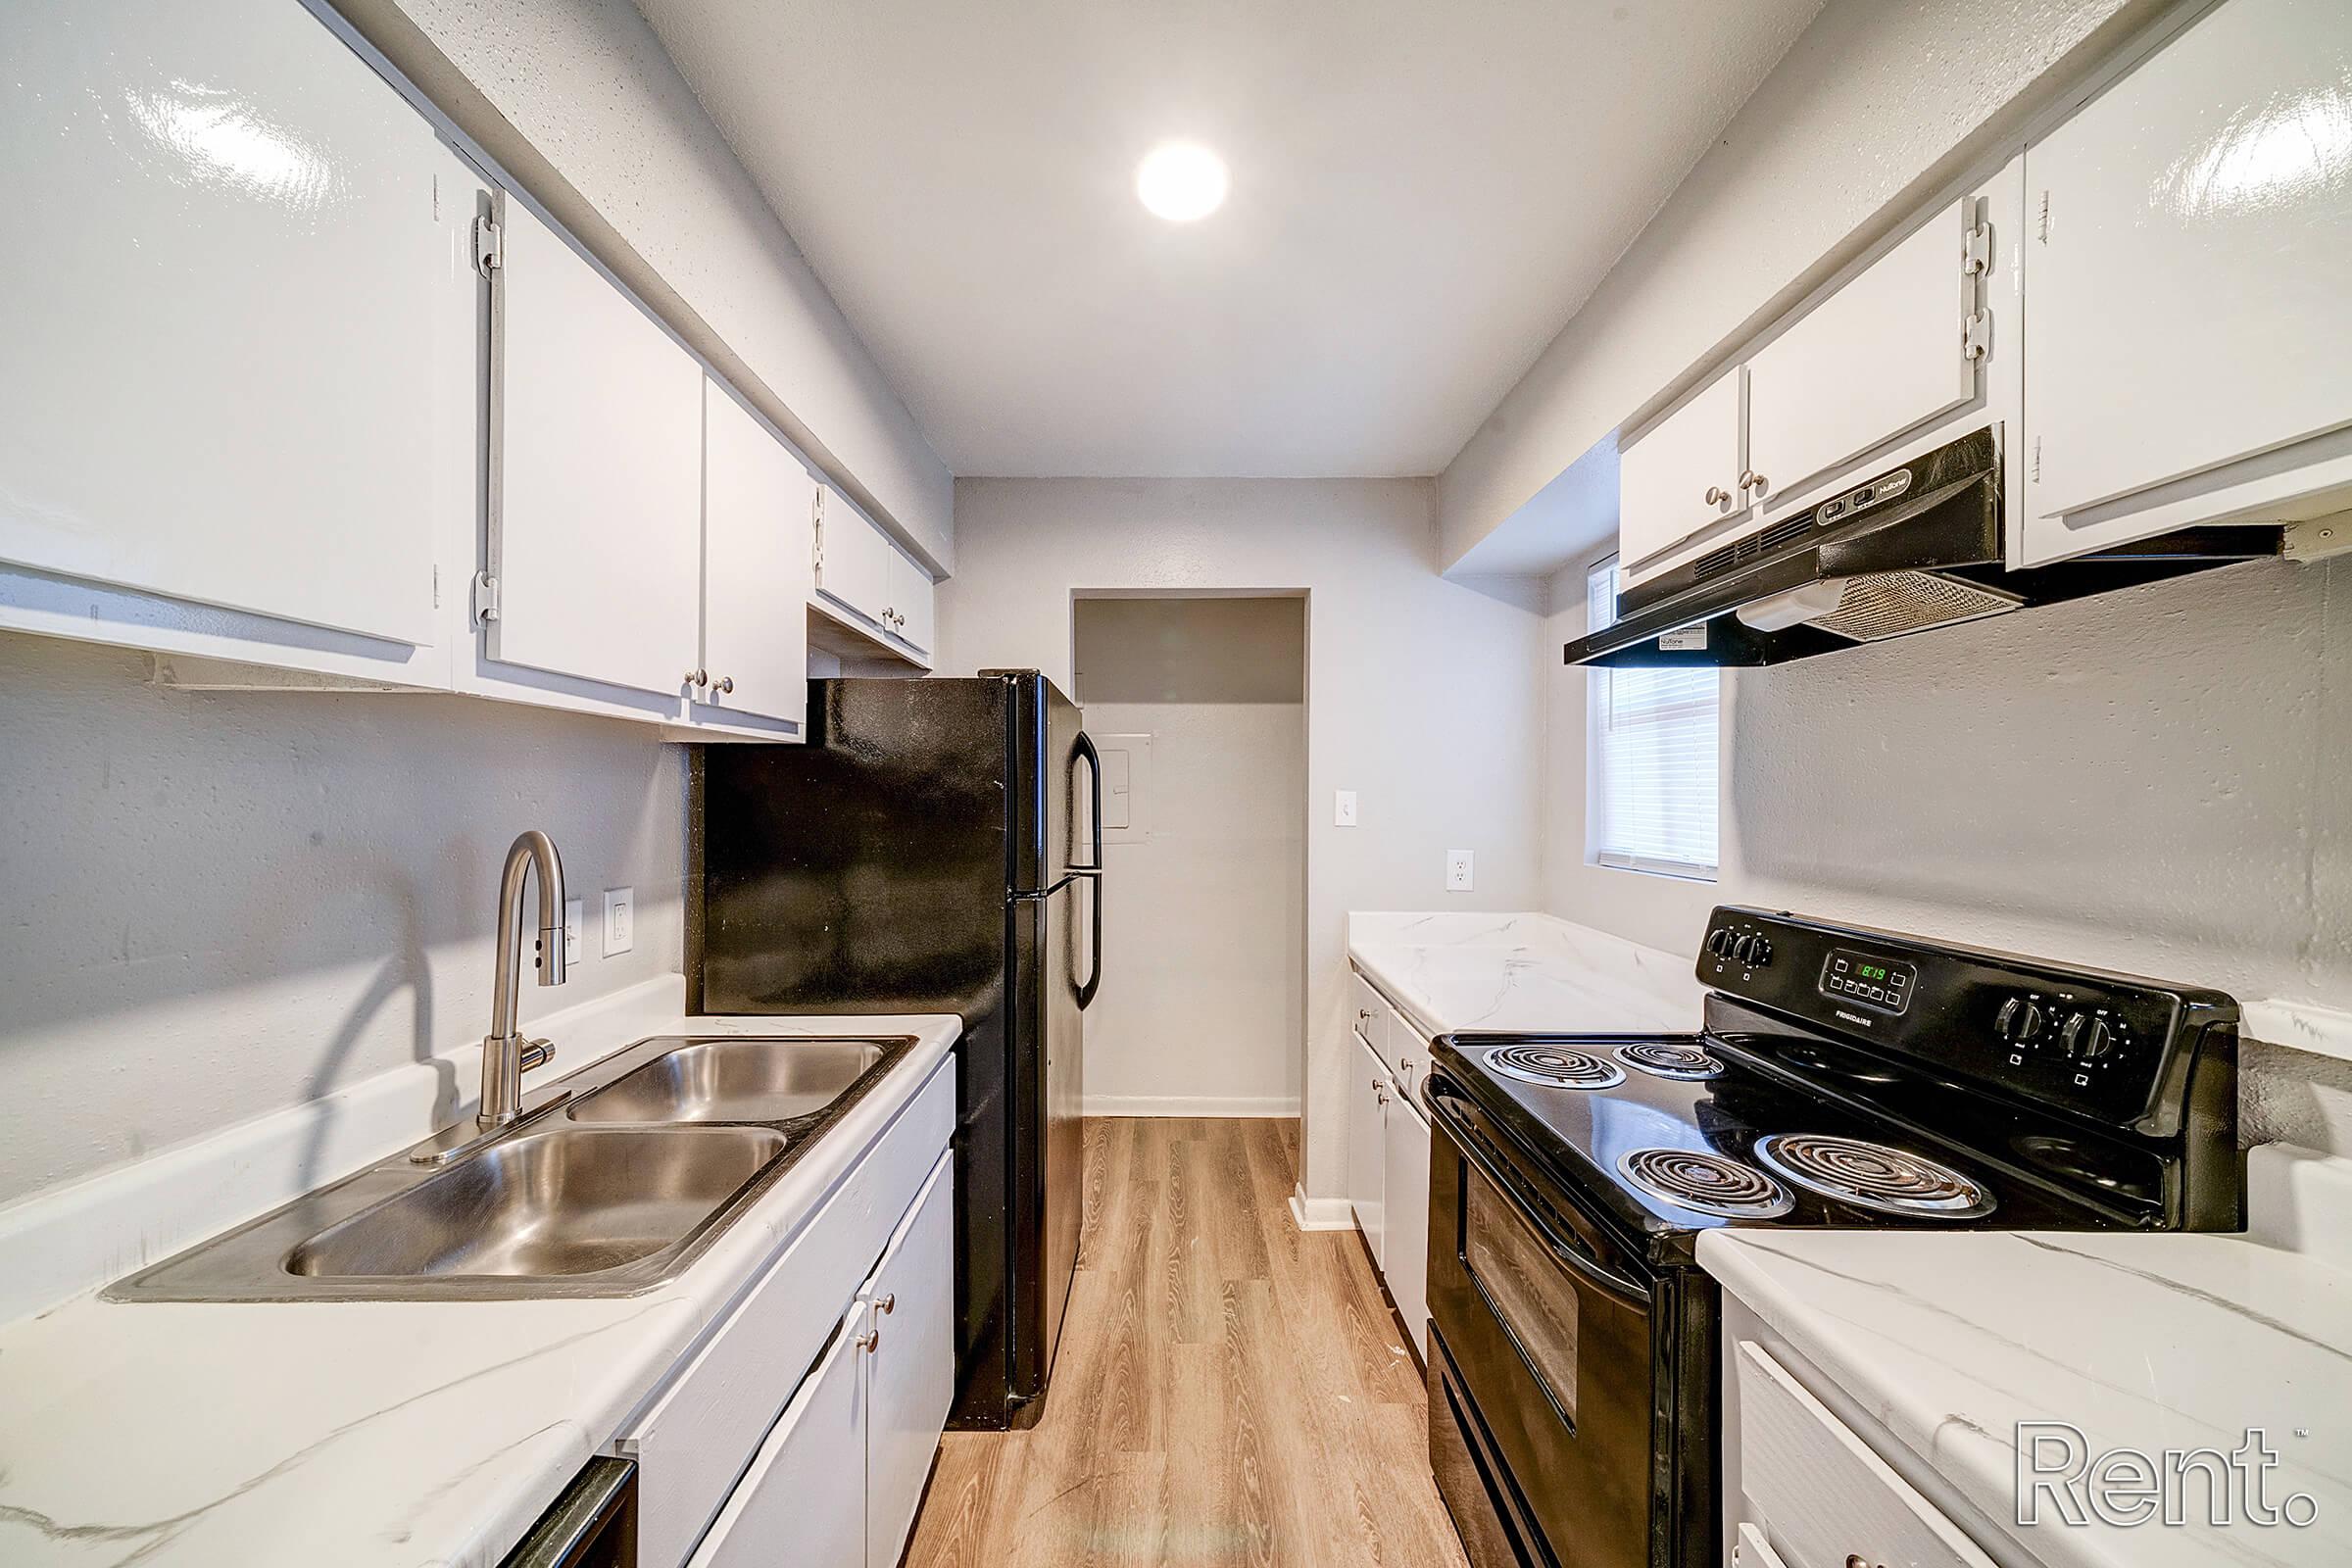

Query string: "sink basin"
[567, 1038, 888, 1124]
[285, 1126, 787, 1280]
[106, 1031, 914, 1301]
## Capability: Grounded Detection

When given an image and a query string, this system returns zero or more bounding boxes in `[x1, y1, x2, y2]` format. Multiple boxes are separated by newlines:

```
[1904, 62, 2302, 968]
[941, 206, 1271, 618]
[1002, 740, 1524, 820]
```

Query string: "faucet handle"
[519, 1039, 556, 1073]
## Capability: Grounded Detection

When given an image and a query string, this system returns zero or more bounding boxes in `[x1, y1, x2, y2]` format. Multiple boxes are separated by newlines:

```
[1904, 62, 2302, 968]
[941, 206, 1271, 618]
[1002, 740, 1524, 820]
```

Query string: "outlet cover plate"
[1446, 850, 1474, 892]
[602, 887, 634, 956]
[1335, 790, 1357, 827]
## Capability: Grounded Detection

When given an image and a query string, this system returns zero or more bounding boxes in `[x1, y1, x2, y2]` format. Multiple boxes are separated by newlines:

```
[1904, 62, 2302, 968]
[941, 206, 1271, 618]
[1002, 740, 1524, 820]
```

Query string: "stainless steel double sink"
[108, 1034, 913, 1302]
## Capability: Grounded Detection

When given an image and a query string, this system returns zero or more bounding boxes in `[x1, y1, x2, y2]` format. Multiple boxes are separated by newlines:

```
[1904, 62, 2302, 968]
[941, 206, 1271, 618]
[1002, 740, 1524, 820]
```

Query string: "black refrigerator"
[690, 671, 1099, 1430]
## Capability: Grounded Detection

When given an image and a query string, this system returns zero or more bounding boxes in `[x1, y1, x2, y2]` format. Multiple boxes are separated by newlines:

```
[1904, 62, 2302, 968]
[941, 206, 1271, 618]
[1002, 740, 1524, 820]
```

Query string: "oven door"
[1426, 1074, 1656, 1568]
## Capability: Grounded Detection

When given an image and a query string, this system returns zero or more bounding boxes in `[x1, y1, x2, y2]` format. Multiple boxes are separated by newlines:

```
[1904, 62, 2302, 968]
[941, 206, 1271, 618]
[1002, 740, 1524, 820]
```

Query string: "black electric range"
[1421, 906, 2240, 1568]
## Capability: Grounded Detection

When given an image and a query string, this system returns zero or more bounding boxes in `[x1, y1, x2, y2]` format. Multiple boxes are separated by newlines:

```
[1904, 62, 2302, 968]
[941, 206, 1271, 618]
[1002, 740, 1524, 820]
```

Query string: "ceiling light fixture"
[1136, 141, 1228, 221]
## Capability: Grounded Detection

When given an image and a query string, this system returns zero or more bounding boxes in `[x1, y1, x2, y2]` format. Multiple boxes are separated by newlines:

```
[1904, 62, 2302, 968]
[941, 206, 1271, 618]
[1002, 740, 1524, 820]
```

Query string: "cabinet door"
[702, 380, 813, 726]
[1620, 367, 1746, 582]
[1381, 1089, 1432, 1359]
[0, 0, 463, 646]
[864, 1153, 954, 1568]
[1746, 200, 1977, 508]
[1383, 1002, 1423, 1091]
[687, 1300, 868, 1568]
[2023, 0, 2352, 561]
[493, 194, 703, 697]
[886, 545, 935, 657]
[814, 489, 891, 627]
[1348, 1037, 1389, 1268]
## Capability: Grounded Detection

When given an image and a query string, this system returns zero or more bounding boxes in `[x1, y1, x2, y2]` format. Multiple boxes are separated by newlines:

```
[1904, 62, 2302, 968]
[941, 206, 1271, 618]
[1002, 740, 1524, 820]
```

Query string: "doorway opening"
[1071, 594, 1307, 1116]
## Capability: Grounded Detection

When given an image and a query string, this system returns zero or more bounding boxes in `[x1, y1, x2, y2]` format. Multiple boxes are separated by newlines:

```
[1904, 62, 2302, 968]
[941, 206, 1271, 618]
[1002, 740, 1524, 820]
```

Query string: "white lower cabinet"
[688, 1151, 954, 1568]
[861, 1153, 956, 1568]
[1731, 1338, 1999, 1568]
[1381, 1085, 1432, 1357]
[1347, 972, 1435, 1359]
[1348, 1034, 1390, 1268]
[689, 1298, 870, 1568]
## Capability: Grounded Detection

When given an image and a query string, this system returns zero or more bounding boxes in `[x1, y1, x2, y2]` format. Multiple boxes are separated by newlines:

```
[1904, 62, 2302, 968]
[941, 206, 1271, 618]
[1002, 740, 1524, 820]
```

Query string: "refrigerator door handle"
[1066, 731, 1104, 876]
[1069, 731, 1103, 1008]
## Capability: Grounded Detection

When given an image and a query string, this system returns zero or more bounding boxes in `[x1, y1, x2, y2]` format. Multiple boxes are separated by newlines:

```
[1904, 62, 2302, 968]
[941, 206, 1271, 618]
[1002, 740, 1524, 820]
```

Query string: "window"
[1587, 560, 1719, 880]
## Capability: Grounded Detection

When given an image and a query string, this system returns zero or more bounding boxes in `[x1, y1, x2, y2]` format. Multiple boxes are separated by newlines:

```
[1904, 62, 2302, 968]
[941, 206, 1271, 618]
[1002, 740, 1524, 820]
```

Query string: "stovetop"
[1431, 1029, 2115, 1255]
[1422, 906, 2244, 1267]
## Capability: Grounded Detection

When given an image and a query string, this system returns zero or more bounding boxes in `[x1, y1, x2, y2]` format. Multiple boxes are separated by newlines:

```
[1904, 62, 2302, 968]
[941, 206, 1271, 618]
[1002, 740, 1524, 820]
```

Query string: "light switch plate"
[602, 887, 634, 956]
[1335, 790, 1357, 827]
[1446, 850, 1474, 892]
[564, 898, 583, 966]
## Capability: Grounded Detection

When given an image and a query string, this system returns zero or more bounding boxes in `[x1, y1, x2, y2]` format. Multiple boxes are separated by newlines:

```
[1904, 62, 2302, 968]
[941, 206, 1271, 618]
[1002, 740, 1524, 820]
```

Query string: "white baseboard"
[1083, 1094, 1300, 1118]
[1289, 1186, 1357, 1232]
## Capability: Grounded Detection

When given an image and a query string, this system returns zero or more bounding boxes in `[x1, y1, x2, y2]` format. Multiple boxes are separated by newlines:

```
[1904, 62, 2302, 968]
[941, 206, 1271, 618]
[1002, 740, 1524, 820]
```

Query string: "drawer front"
[1734, 1340, 1998, 1568]
[626, 1057, 955, 1568]
[686, 1299, 868, 1568]
[1350, 971, 1385, 1051]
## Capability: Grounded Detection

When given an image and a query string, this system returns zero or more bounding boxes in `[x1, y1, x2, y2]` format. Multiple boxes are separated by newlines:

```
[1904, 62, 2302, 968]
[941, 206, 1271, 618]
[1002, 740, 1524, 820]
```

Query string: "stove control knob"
[1745, 935, 1773, 968]
[1994, 996, 2045, 1044]
[1708, 928, 1737, 959]
[1731, 931, 1759, 964]
[2061, 1012, 2114, 1061]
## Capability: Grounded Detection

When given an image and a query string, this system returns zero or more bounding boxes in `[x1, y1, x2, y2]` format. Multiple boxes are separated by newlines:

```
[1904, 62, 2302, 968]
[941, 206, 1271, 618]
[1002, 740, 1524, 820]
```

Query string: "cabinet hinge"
[1961, 220, 1991, 277]
[472, 215, 503, 278]
[2037, 189, 2051, 244]
[471, 569, 501, 624]
[2032, 436, 2042, 483]
[811, 488, 826, 569]
[1962, 309, 1991, 362]
[432, 564, 440, 610]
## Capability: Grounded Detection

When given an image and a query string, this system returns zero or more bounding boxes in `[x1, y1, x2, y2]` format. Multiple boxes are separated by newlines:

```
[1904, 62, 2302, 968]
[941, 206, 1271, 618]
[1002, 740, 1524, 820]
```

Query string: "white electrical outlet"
[602, 887, 634, 956]
[1446, 850, 1474, 892]
[1334, 790, 1358, 827]
[564, 898, 583, 965]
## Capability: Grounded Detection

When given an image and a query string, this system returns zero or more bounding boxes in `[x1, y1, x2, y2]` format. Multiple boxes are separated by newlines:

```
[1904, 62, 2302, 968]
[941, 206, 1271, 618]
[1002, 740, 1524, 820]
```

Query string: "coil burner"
[1752, 1133, 1996, 1219]
[1483, 1045, 1626, 1091]
[1617, 1149, 1794, 1220]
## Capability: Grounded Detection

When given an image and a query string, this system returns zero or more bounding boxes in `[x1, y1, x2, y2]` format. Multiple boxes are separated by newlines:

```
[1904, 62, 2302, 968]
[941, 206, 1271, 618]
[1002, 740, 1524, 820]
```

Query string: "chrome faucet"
[479, 829, 567, 1130]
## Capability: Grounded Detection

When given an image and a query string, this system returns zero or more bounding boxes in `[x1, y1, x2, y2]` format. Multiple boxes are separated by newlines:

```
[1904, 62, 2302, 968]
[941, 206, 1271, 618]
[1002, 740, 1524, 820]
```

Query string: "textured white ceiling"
[633, 0, 1822, 477]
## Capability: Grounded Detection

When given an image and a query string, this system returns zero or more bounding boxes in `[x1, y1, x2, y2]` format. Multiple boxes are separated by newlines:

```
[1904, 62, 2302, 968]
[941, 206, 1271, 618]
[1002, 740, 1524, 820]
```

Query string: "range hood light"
[1736, 579, 1852, 633]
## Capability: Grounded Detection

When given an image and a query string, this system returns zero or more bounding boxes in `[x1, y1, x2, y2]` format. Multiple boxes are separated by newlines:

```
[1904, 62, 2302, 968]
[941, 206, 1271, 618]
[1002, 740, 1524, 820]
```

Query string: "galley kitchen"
[2, 2, 2348, 1566]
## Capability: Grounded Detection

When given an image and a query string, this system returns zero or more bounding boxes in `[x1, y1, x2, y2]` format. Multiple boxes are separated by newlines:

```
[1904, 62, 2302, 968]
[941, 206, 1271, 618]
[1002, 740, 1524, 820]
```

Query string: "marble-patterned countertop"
[1700, 1145, 2352, 1568]
[0, 1005, 961, 1568]
[1347, 909, 1708, 1040]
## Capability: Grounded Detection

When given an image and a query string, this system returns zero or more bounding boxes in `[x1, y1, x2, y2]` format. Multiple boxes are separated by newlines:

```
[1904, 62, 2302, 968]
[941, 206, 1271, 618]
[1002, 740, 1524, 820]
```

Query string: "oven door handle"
[1429, 1084, 1650, 1303]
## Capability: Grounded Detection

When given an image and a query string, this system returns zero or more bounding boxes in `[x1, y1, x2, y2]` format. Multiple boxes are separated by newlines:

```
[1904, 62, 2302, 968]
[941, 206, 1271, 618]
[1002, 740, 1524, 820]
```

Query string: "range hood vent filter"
[1808, 570, 2023, 643]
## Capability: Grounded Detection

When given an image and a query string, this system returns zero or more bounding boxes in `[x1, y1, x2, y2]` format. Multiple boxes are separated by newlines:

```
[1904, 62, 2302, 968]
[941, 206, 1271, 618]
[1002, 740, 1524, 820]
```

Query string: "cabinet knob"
[856, 1328, 879, 1353]
[684, 668, 708, 688]
[875, 1293, 896, 1315]
[714, 675, 734, 694]
[1740, 469, 1769, 495]
[1705, 485, 1731, 506]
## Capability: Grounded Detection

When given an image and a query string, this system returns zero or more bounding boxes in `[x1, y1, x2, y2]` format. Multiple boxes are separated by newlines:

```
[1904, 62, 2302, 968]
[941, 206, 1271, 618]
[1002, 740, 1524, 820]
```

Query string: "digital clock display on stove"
[1818, 947, 1917, 1014]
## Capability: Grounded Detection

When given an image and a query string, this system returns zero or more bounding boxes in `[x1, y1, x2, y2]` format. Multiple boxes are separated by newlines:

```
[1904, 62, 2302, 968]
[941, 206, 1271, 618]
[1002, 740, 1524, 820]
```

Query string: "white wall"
[1542, 555, 2352, 1152]
[0, 633, 685, 1209]
[373, 0, 956, 566]
[942, 479, 1548, 1198]
[1440, 0, 2155, 571]
[1074, 598, 1306, 1116]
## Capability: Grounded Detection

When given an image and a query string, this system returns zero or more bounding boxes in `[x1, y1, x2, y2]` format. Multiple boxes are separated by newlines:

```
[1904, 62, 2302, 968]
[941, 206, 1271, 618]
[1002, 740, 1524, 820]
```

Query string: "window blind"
[1588, 561, 1720, 880]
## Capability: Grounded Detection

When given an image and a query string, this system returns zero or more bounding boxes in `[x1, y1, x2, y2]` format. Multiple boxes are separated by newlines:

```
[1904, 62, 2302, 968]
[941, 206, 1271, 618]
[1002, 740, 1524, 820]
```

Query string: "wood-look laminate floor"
[904, 1117, 1469, 1568]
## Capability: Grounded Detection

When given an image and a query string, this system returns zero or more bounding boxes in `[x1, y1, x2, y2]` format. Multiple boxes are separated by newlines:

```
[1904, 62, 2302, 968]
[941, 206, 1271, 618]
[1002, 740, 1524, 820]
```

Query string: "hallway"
[904, 1117, 1468, 1567]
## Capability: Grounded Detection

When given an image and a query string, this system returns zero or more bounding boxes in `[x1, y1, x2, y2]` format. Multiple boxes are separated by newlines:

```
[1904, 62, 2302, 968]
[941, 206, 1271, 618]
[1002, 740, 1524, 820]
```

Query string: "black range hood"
[1566, 427, 2279, 667]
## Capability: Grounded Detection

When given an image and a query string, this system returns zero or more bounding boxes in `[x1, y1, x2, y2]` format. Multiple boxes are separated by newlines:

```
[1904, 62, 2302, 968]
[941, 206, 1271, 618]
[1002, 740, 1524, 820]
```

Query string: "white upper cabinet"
[0, 0, 466, 648]
[490, 192, 704, 700]
[885, 544, 936, 657]
[1746, 199, 1979, 510]
[702, 380, 814, 728]
[814, 488, 893, 629]
[1619, 368, 1745, 579]
[2022, 0, 2352, 564]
